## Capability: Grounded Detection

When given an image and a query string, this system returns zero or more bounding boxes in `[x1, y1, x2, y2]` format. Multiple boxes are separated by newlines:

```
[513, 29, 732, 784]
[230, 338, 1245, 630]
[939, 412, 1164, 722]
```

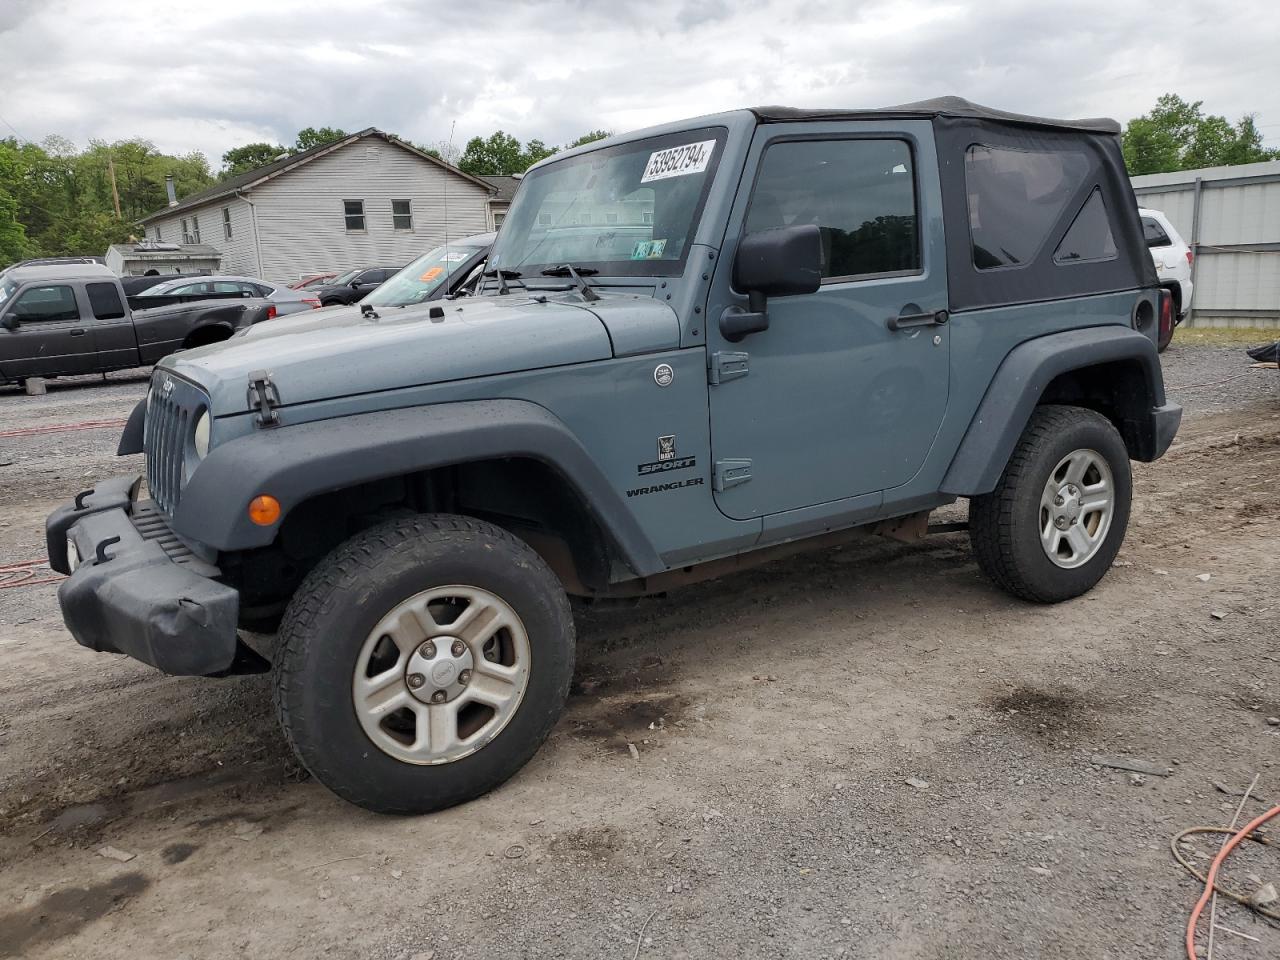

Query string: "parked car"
[48, 98, 1180, 815]
[362, 234, 494, 308]
[120, 273, 210, 297]
[309, 266, 402, 306]
[289, 273, 336, 290]
[136, 275, 320, 316]
[0, 264, 273, 384]
[1139, 207, 1194, 352]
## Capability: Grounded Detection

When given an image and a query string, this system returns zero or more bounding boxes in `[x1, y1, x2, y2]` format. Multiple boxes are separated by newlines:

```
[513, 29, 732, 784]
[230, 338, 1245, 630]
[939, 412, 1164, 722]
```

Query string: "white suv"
[1139, 207, 1194, 351]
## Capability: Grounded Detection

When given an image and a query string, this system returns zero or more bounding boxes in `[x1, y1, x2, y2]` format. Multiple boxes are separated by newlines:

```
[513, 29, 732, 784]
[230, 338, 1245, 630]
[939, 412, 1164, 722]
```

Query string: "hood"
[164, 292, 678, 417]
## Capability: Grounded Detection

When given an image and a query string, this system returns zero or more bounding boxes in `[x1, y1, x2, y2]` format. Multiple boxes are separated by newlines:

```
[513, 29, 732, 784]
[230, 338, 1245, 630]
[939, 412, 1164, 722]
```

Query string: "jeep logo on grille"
[161, 377, 174, 393]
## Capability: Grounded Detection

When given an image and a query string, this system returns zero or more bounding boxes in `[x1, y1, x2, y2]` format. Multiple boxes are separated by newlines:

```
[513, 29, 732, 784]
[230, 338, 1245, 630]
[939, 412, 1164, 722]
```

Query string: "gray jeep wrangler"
[47, 98, 1180, 813]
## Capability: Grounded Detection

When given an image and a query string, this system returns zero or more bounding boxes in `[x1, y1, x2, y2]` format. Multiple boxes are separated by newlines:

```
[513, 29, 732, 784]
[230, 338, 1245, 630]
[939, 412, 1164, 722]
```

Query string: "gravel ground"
[0, 345, 1278, 960]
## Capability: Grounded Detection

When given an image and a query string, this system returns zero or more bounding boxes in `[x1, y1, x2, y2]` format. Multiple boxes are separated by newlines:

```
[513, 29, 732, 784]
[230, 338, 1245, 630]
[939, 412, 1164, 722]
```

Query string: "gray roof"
[140, 129, 497, 224]
[480, 176, 521, 202]
[751, 97, 1121, 134]
[109, 242, 222, 260]
[3, 263, 116, 283]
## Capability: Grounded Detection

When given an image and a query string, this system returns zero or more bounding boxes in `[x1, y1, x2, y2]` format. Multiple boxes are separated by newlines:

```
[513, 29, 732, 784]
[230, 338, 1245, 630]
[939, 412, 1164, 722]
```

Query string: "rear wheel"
[272, 514, 574, 813]
[969, 405, 1131, 603]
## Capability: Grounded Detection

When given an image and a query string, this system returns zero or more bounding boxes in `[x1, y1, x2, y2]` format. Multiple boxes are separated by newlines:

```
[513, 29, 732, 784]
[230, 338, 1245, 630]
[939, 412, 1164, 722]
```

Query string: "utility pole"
[107, 154, 122, 219]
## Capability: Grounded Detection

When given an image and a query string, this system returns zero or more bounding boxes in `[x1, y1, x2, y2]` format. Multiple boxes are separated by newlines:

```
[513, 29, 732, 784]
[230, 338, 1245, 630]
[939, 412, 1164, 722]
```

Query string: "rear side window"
[1142, 216, 1172, 247]
[10, 284, 79, 322]
[1053, 189, 1116, 264]
[745, 138, 921, 280]
[965, 145, 1089, 270]
[86, 282, 126, 319]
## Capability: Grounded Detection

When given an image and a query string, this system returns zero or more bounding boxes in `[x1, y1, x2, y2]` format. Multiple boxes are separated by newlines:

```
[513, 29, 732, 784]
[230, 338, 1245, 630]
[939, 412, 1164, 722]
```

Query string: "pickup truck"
[0, 263, 273, 385]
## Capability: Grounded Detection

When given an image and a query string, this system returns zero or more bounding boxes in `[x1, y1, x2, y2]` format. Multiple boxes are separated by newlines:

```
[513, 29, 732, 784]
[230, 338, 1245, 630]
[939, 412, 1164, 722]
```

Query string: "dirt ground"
[1, 344, 1278, 959]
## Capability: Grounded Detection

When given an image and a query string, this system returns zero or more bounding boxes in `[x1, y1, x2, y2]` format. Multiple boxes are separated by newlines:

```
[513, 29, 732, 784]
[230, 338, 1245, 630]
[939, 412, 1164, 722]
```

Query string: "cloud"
[2, 0, 1277, 167]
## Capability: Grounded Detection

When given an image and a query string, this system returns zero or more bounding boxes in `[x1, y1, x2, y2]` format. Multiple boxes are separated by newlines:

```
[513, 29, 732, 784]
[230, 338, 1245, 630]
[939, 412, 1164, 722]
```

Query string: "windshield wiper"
[542, 264, 599, 301]
[483, 268, 525, 296]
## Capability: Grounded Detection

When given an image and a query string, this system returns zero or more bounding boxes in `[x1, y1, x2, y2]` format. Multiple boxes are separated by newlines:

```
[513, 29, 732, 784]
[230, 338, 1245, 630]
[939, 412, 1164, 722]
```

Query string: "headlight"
[193, 411, 211, 458]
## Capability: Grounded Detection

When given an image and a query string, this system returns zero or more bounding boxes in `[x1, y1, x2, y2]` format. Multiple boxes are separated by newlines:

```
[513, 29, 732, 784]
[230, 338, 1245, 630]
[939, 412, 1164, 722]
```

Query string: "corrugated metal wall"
[1131, 160, 1280, 327]
[252, 139, 491, 284]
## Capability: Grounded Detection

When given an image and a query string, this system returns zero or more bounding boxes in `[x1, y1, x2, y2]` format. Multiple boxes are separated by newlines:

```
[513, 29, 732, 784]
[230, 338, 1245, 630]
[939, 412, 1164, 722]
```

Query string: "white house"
[139, 129, 501, 284]
[105, 241, 222, 277]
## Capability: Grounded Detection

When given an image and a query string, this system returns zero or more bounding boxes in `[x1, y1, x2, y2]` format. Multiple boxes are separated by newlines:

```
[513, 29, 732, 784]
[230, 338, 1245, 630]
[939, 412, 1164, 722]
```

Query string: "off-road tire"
[272, 514, 574, 814]
[969, 405, 1131, 603]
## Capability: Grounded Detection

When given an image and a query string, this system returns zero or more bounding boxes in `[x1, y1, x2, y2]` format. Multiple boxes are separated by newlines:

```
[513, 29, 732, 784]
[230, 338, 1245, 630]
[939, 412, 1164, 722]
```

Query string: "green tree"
[566, 129, 612, 149]
[1123, 94, 1279, 174]
[221, 141, 287, 178]
[294, 126, 349, 151]
[521, 138, 556, 169]
[458, 131, 525, 176]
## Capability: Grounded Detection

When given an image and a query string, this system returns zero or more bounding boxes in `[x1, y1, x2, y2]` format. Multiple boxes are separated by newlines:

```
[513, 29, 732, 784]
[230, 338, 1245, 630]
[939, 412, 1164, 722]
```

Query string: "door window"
[744, 139, 921, 281]
[10, 285, 80, 322]
[86, 282, 126, 319]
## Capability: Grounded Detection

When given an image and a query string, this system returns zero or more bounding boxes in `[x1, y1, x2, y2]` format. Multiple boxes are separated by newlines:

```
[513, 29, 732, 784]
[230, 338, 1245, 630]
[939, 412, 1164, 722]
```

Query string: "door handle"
[887, 309, 948, 331]
[70, 328, 86, 337]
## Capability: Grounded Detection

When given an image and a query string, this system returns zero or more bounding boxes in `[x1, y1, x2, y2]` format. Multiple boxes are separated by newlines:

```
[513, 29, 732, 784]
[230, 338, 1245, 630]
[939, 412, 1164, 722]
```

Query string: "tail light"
[303, 297, 321, 309]
[1186, 250, 1194, 267]
[265, 304, 278, 320]
[1158, 289, 1173, 341]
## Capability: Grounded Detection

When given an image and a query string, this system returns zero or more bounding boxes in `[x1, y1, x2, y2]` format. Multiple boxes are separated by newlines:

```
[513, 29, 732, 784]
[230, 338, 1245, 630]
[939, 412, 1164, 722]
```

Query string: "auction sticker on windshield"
[641, 140, 716, 183]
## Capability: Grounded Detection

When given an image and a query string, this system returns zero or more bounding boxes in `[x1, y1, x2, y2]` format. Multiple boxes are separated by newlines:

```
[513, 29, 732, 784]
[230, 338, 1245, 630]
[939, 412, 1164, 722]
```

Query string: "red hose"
[1186, 803, 1280, 958]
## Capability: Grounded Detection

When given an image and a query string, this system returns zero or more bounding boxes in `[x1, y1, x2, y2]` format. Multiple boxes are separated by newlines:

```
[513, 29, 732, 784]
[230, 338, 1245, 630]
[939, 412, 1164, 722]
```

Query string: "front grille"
[143, 371, 207, 515]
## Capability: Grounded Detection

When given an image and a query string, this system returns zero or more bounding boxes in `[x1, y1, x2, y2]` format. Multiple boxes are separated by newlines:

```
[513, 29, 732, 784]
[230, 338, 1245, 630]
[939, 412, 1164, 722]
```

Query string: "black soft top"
[751, 96, 1121, 136]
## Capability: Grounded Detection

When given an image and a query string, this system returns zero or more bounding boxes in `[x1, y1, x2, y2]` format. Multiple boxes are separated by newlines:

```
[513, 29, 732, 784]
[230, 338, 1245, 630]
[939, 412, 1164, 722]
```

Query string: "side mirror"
[724, 224, 822, 341]
[1, 314, 18, 331]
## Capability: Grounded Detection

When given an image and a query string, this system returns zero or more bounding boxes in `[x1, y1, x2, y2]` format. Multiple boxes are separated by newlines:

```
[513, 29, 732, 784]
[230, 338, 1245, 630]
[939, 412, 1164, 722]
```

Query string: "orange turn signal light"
[248, 494, 281, 526]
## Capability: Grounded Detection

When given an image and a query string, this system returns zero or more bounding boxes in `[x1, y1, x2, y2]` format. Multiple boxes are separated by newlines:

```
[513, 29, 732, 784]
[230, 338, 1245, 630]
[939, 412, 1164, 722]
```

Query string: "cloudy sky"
[2, 0, 1278, 167]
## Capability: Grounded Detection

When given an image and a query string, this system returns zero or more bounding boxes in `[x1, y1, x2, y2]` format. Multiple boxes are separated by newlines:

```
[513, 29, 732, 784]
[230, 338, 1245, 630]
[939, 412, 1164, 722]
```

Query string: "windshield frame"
[364, 242, 488, 307]
[489, 125, 728, 280]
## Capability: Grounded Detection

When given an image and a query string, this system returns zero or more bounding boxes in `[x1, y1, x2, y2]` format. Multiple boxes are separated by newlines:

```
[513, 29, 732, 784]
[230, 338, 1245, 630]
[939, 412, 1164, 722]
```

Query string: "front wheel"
[969, 405, 1132, 603]
[272, 515, 574, 814]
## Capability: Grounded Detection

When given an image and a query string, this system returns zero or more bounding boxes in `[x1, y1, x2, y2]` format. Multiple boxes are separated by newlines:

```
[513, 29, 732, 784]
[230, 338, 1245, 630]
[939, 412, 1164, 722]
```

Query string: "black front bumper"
[46, 476, 247, 676]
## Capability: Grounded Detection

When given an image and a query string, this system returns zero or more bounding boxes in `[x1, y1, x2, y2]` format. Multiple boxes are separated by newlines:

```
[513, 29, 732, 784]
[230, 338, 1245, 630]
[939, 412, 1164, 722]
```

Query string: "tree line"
[1, 96, 1275, 267]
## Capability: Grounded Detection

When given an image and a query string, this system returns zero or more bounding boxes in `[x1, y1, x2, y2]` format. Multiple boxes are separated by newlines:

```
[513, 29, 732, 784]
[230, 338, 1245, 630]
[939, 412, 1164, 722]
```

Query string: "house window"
[392, 199, 413, 230]
[578, 213, 591, 225]
[605, 212, 619, 224]
[180, 218, 189, 243]
[642, 212, 653, 225]
[344, 200, 366, 231]
[222, 206, 233, 240]
[492, 211, 506, 227]
[538, 213, 552, 225]
[152, 226, 161, 241]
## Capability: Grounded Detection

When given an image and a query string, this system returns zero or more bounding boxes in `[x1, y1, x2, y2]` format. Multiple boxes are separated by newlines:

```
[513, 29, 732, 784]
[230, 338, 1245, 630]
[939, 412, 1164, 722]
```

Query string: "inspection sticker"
[641, 139, 716, 183]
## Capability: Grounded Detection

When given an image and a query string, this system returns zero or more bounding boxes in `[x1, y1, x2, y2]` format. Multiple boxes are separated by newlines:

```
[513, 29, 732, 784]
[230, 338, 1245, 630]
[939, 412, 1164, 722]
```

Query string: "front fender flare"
[173, 399, 665, 577]
[940, 326, 1180, 497]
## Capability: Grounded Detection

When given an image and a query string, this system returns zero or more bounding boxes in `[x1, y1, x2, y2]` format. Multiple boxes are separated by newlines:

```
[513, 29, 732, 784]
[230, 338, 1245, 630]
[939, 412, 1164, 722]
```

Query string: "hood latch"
[246, 370, 281, 427]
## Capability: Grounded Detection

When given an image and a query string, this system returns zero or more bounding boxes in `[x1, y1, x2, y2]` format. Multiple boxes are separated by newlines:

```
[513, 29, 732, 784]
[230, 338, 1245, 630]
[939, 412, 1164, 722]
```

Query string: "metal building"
[1131, 159, 1280, 328]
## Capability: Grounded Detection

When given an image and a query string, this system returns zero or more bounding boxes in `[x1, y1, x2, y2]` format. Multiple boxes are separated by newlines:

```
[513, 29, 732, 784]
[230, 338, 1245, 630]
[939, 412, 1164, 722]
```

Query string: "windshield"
[139, 280, 180, 295]
[302, 275, 334, 289]
[0, 278, 16, 305]
[488, 126, 726, 279]
[329, 268, 361, 286]
[365, 242, 486, 307]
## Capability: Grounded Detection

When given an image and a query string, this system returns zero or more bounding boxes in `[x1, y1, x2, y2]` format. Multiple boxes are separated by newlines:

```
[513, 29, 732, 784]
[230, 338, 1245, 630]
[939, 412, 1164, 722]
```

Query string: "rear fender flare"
[940, 326, 1173, 497]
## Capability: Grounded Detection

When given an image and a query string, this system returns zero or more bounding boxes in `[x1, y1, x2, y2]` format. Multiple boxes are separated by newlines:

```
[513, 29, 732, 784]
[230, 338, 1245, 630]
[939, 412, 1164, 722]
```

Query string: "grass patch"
[1175, 326, 1279, 347]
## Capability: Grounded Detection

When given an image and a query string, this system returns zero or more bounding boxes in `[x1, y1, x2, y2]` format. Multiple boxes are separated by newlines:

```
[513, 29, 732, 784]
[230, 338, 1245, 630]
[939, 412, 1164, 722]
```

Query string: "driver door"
[706, 121, 950, 521]
[1, 283, 96, 378]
